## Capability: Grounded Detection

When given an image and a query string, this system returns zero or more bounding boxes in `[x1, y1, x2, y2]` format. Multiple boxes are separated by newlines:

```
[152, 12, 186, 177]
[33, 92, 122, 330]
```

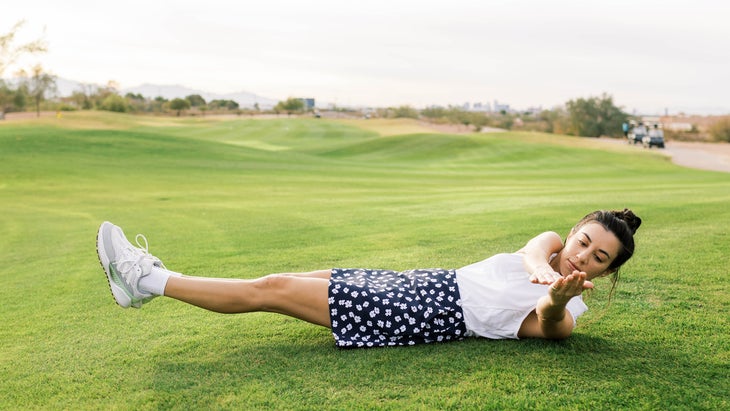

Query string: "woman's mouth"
[567, 260, 579, 272]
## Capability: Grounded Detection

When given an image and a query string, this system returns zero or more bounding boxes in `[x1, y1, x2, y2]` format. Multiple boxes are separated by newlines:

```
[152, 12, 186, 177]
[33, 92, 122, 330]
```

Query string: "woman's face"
[556, 222, 622, 280]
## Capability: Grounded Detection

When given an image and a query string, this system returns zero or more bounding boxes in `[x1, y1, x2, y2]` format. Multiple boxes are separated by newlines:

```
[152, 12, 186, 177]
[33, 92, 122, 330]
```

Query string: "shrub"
[100, 94, 128, 113]
[392, 105, 419, 119]
[709, 117, 730, 143]
[169, 98, 191, 116]
[565, 93, 627, 137]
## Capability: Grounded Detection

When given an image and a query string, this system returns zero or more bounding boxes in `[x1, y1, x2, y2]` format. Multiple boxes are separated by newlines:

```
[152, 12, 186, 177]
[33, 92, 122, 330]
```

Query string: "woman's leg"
[96, 221, 332, 325]
[163, 270, 333, 327]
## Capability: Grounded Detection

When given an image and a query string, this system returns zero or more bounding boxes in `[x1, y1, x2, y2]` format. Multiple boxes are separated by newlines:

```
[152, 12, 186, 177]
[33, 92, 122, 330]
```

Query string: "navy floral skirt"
[328, 268, 467, 348]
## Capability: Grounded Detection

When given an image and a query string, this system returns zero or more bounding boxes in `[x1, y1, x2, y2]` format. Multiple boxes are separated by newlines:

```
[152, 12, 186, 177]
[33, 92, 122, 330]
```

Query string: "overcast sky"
[4, 0, 729, 114]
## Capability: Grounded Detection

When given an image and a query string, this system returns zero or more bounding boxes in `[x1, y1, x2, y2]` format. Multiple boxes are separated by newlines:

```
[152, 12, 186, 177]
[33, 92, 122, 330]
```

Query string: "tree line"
[1, 76, 249, 118]
[2, 20, 729, 142]
[65, 85, 247, 117]
[377, 94, 629, 138]
[0, 21, 254, 118]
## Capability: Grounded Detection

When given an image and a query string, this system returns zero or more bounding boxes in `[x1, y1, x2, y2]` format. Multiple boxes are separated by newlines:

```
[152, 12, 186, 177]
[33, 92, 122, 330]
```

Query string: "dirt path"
[596, 137, 730, 173]
[427, 120, 730, 174]
[662, 141, 730, 173]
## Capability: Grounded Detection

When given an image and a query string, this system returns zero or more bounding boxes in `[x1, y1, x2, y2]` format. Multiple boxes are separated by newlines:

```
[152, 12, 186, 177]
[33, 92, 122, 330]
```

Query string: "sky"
[3, 0, 729, 114]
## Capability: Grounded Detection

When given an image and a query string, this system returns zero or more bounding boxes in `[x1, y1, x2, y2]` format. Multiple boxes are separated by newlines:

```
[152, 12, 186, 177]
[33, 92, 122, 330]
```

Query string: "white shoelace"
[132, 234, 164, 268]
[115, 234, 164, 288]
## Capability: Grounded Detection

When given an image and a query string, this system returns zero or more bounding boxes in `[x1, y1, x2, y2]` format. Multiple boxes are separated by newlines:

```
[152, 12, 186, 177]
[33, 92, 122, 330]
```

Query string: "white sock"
[138, 266, 182, 296]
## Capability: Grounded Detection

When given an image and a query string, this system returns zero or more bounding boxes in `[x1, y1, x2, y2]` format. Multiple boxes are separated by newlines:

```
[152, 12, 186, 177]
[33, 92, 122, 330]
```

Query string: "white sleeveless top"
[455, 253, 588, 339]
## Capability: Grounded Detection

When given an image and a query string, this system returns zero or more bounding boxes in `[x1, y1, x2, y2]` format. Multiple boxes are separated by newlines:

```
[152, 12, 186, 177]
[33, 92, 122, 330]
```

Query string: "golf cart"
[627, 122, 647, 145]
[642, 124, 665, 148]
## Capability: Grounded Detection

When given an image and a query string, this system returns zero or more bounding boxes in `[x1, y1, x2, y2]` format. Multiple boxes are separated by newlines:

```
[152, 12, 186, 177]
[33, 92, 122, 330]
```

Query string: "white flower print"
[330, 268, 465, 348]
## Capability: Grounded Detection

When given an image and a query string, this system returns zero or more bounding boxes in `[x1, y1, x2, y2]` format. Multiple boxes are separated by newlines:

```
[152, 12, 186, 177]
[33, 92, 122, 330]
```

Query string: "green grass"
[1, 111, 728, 410]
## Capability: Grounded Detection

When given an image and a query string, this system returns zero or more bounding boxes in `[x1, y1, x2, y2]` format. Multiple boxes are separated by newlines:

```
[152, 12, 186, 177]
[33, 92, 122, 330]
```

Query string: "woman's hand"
[548, 270, 594, 305]
[529, 264, 563, 285]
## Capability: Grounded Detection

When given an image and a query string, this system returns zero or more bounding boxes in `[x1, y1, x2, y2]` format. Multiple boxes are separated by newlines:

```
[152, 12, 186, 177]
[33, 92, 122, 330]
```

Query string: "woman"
[97, 209, 641, 348]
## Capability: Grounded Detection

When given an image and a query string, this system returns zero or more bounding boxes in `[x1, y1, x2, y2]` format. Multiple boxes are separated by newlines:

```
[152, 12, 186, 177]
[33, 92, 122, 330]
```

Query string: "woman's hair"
[572, 209, 641, 301]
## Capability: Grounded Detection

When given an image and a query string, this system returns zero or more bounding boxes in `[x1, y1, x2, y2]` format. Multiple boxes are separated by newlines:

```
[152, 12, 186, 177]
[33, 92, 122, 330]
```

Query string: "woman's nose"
[576, 249, 589, 264]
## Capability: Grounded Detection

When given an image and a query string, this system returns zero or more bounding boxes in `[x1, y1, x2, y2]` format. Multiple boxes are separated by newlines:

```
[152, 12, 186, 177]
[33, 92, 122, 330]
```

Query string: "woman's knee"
[253, 274, 329, 320]
[255, 273, 289, 289]
[252, 273, 289, 296]
[252, 274, 296, 310]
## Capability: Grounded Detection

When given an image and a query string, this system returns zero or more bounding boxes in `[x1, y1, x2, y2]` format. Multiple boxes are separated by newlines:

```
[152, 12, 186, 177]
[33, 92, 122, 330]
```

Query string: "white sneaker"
[96, 221, 164, 308]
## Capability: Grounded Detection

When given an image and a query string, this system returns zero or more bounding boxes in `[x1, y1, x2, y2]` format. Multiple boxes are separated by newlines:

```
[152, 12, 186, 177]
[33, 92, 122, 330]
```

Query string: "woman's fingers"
[549, 271, 591, 299]
[530, 266, 562, 285]
[569, 271, 593, 289]
[534, 269, 593, 291]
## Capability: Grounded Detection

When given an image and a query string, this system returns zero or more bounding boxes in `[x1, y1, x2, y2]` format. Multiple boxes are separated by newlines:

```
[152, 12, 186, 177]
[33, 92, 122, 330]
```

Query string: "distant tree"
[13, 82, 29, 111]
[541, 106, 570, 134]
[565, 93, 627, 137]
[185, 94, 206, 107]
[15, 64, 57, 117]
[0, 20, 47, 119]
[453, 109, 472, 129]
[275, 97, 305, 116]
[69, 89, 92, 110]
[100, 93, 128, 113]
[421, 106, 447, 119]
[442, 107, 464, 125]
[26, 65, 57, 117]
[468, 112, 490, 131]
[125, 92, 144, 100]
[169, 98, 190, 116]
[209, 99, 239, 110]
[0, 80, 13, 114]
[709, 117, 730, 143]
[392, 105, 419, 119]
[147, 96, 167, 113]
[494, 112, 515, 130]
[86, 82, 120, 110]
[124, 92, 147, 112]
[419, 106, 494, 130]
[539, 109, 557, 133]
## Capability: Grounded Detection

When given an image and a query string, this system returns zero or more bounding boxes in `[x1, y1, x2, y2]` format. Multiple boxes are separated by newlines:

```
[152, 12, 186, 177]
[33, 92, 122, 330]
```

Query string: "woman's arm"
[517, 232, 592, 339]
[518, 271, 590, 339]
[517, 231, 564, 285]
[518, 300, 574, 340]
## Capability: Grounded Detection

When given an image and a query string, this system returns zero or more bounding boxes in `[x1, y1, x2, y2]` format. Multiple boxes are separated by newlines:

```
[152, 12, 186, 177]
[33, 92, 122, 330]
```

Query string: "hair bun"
[617, 208, 642, 234]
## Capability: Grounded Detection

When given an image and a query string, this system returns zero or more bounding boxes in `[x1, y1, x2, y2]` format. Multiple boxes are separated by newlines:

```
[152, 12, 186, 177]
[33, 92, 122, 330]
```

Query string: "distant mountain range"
[52, 78, 278, 108]
[122, 83, 278, 108]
